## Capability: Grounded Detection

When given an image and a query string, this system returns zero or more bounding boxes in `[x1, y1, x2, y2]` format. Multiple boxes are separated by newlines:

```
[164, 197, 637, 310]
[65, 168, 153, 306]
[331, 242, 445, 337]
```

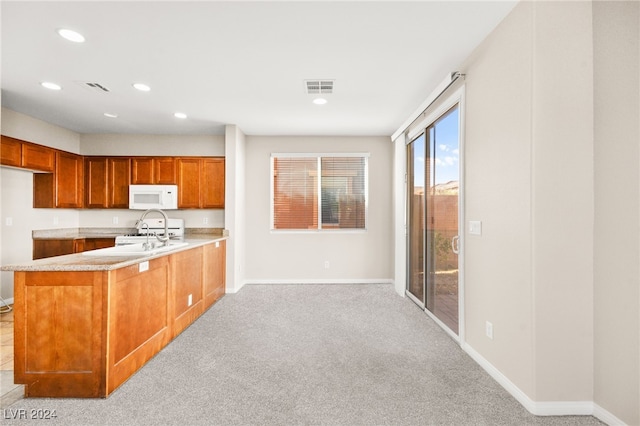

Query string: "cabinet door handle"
[451, 235, 460, 255]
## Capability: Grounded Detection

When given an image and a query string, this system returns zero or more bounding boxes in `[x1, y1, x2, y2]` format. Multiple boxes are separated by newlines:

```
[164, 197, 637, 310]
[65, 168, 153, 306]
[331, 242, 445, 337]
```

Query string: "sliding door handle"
[451, 235, 460, 255]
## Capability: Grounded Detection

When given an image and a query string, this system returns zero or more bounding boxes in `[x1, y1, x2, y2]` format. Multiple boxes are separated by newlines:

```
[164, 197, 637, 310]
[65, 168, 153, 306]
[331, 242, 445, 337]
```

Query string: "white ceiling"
[1, 1, 517, 136]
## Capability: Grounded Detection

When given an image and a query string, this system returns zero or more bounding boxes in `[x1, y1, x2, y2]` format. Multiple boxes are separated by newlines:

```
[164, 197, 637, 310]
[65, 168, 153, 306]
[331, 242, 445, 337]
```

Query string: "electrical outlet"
[53, 216, 59, 225]
[486, 321, 493, 340]
[203, 217, 208, 225]
[5, 217, 12, 226]
[113, 216, 119, 225]
[324, 260, 330, 269]
[188, 294, 193, 306]
[139, 261, 149, 273]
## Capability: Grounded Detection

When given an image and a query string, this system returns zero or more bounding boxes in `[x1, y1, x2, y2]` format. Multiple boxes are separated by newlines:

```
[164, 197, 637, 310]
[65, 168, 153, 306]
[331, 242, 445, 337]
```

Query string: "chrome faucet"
[137, 208, 170, 250]
[139, 222, 155, 251]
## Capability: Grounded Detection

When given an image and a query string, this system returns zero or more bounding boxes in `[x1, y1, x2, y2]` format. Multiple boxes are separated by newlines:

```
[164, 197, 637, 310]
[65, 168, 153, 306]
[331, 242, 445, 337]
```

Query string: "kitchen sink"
[82, 241, 189, 256]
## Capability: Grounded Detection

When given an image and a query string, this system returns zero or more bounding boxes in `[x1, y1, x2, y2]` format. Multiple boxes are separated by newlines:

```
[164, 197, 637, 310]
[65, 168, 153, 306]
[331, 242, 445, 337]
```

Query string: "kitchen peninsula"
[1, 235, 226, 398]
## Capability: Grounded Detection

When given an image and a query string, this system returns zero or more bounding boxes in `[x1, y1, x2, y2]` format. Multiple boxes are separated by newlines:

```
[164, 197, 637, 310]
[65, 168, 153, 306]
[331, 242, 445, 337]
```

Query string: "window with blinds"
[271, 154, 368, 231]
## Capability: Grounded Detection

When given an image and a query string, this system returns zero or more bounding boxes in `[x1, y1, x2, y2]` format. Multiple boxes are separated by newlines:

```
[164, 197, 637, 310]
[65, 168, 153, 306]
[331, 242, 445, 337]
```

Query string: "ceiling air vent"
[305, 79, 334, 94]
[78, 82, 111, 93]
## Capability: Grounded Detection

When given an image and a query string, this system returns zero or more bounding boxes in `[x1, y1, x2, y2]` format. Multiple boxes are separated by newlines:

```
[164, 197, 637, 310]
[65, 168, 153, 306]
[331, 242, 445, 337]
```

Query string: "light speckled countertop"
[1, 236, 227, 272]
[32, 227, 226, 239]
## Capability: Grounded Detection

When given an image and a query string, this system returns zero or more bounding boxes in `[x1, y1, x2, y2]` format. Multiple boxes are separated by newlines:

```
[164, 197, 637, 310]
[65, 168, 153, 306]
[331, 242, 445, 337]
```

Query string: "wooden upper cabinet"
[22, 143, 55, 172]
[131, 157, 153, 184]
[85, 157, 130, 208]
[131, 157, 176, 184]
[85, 157, 108, 208]
[55, 151, 84, 208]
[177, 157, 225, 209]
[109, 158, 131, 208]
[34, 151, 84, 208]
[155, 157, 176, 184]
[202, 158, 225, 209]
[1, 135, 55, 172]
[1, 135, 22, 167]
[177, 158, 201, 209]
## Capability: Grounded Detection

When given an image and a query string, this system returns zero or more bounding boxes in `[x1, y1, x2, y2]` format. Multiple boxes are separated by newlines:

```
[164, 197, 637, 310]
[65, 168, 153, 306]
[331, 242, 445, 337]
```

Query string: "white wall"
[593, 1, 640, 425]
[0, 109, 82, 302]
[2, 108, 81, 153]
[79, 134, 224, 156]
[531, 0, 594, 404]
[461, 0, 536, 398]
[459, 0, 596, 408]
[394, 1, 636, 422]
[244, 136, 393, 283]
[224, 125, 246, 293]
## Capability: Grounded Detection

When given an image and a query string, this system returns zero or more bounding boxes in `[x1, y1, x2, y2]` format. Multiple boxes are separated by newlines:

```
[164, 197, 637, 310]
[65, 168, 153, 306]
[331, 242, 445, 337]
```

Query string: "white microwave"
[129, 185, 178, 210]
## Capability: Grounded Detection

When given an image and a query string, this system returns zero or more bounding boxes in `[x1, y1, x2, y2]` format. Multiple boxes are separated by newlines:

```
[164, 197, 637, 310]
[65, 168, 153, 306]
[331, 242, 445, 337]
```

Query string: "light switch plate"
[469, 220, 482, 236]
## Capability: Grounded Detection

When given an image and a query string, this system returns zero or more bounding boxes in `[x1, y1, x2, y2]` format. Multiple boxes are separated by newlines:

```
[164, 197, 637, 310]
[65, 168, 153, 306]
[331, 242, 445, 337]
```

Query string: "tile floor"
[0, 305, 23, 409]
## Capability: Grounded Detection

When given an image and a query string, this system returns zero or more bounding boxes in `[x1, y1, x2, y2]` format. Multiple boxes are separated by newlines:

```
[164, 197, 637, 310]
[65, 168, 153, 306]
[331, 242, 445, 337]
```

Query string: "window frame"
[270, 152, 369, 233]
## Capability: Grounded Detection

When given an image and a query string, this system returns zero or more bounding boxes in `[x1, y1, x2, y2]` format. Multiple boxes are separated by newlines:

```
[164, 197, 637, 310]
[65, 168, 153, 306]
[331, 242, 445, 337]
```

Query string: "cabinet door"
[33, 173, 55, 208]
[177, 158, 201, 208]
[109, 158, 131, 208]
[154, 158, 176, 184]
[85, 157, 109, 208]
[171, 247, 204, 337]
[201, 158, 225, 208]
[131, 158, 154, 184]
[56, 151, 84, 208]
[22, 143, 55, 172]
[203, 241, 225, 309]
[33, 239, 77, 259]
[1, 135, 22, 167]
[83, 238, 115, 252]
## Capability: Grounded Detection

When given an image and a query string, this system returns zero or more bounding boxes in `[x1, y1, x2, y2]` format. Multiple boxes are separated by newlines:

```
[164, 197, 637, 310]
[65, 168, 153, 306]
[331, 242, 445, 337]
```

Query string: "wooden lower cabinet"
[172, 247, 204, 337]
[33, 237, 116, 260]
[204, 240, 226, 309]
[83, 238, 117, 252]
[14, 270, 107, 397]
[13, 241, 225, 398]
[108, 257, 171, 394]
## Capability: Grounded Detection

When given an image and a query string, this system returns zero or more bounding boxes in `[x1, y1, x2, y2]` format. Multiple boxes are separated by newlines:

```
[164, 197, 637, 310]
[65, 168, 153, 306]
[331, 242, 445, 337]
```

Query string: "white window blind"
[271, 154, 368, 231]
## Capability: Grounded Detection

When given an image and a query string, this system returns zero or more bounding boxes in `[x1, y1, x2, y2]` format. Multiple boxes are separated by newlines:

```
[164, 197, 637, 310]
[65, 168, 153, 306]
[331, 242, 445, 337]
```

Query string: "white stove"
[115, 218, 185, 245]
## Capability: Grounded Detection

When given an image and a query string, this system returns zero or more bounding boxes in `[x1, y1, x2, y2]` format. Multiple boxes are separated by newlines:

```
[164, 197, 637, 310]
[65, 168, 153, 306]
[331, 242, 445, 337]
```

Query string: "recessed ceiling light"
[174, 112, 187, 119]
[41, 81, 62, 91]
[133, 83, 151, 92]
[57, 28, 85, 43]
[313, 97, 328, 105]
[104, 112, 118, 118]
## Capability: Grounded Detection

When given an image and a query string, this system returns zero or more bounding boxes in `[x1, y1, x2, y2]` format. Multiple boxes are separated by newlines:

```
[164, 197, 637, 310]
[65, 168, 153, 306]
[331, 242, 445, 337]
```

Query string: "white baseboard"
[462, 342, 607, 420]
[0, 297, 14, 307]
[243, 279, 394, 285]
[593, 403, 628, 426]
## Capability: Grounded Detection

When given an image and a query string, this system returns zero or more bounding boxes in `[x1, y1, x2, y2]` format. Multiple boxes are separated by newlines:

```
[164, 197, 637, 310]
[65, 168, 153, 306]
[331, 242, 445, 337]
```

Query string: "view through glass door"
[407, 105, 460, 335]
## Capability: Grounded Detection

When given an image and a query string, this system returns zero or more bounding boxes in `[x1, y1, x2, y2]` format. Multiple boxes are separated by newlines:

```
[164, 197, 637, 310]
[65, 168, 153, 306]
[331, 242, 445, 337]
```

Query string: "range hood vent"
[305, 80, 334, 94]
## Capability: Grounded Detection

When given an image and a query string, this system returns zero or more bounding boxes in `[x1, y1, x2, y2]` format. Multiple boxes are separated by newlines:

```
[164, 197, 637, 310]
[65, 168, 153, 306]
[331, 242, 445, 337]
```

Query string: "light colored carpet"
[4, 284, 602, 425]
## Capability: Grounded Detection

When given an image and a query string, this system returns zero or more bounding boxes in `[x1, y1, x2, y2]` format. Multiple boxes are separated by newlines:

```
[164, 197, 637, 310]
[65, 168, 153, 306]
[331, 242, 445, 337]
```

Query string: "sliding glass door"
[407, 105, 460, 335]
